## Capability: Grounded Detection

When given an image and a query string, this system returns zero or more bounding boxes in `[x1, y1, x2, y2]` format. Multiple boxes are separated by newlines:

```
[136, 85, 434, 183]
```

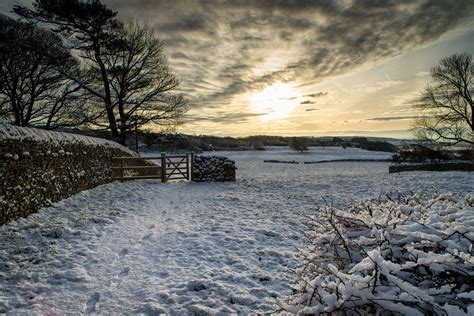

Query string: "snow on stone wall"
[0, 124, 136, 225]
[0, 124, 135, 155]
[192, 155, 236, 181]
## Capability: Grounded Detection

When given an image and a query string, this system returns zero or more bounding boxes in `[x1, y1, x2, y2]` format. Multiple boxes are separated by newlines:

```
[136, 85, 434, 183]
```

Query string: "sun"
[251, 82, 299, 120]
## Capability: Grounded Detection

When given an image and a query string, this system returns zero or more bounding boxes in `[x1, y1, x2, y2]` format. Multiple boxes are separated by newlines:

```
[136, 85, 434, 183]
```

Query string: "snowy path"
[1, 148, 473, 314]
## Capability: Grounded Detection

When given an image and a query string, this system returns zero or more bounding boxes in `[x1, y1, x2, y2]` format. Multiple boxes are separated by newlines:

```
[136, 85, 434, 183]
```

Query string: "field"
[1, 147, 472, 314]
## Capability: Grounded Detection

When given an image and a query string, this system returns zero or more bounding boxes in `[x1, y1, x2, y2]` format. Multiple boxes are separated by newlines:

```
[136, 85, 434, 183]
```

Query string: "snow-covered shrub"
[285, 192, 474, 315]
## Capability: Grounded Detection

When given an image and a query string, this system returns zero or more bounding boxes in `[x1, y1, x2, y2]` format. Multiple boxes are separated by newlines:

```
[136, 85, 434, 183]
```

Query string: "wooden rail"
[112, 153, 194, 182]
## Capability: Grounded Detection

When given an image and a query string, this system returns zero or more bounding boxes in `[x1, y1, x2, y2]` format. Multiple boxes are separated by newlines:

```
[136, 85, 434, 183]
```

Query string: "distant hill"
[140, 134, 400, 153]
[50, 127, 403, 153]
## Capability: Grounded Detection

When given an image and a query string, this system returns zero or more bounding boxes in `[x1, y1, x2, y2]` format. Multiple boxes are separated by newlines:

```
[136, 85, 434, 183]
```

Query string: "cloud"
[416, 71, 430, 77]
[352, 80, 404, 93]
[304, 92, 328, 98]
[310, 129, 415, 138]
[158, 13, 207, 33]
[305, 108, 319, 112]
[101, 0, 473, 111]
[6, 0, 472, 127]
[184, 111, 267, 124]
[366, 115, 422, 121]
[300, 100, 316, 105]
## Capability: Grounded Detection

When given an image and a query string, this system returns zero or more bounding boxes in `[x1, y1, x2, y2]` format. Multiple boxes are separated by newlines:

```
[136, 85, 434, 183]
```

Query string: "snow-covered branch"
[284, 192, 474, 315]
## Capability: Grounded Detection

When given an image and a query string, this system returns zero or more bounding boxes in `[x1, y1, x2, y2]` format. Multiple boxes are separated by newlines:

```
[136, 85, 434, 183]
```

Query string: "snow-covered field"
[1, 147, 472, 314]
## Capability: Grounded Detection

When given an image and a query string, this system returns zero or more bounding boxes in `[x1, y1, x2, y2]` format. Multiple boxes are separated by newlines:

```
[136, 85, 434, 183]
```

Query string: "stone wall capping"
[0, 124, 137, 225]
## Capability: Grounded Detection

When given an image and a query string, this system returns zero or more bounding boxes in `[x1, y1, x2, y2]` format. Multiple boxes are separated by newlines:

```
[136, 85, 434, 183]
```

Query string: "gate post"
[190, 153, 195, 181]
[161, 153, 167, 182]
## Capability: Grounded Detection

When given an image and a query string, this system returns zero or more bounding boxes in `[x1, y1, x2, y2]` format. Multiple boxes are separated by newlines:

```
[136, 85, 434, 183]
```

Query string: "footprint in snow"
[142, 232, 153, 240]
[158, 271, 169, 278]
[257, 229, 280, 238]
[119, 248, 129, 257]
[119, 267, 130, 277]
[147, 224, 155, 229]
[84, 292, 100, 314]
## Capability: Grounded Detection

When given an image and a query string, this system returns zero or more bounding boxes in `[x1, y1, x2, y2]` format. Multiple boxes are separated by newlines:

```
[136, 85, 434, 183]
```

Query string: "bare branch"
[413, 53, 473, 146]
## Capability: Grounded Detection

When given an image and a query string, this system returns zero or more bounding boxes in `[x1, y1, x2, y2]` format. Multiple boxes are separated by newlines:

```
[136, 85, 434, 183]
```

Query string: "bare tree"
[15, 1, 186, 144]
[101, 23, 186, 144]
[289, 137, 310, 152]
[14, 0, 123, 138]
[413, 53, 473, 145]
[0, 14, 84, 128]
[43, 82, 104, 129]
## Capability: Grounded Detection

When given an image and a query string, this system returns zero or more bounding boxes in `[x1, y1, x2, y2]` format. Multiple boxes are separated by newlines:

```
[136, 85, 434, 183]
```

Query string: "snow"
[0, 124, 134, 155]
[290, 190, 474, 314]
[220, 146, 393, 163]
[0, 147, 473, 314]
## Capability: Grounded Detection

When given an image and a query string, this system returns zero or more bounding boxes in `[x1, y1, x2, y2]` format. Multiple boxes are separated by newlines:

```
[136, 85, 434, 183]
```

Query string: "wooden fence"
[112, 153, 194, 182]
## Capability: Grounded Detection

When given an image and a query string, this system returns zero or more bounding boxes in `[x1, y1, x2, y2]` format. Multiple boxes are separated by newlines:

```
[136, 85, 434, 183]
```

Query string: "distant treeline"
[142, 134, 400, 153]
[392, 145, 473, 163]
[54, 127, 400, 152]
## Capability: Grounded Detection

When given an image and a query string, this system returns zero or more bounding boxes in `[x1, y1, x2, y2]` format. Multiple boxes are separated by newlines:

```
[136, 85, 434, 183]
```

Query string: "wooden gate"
[112, 153, 194, 182]
[160, 153, 193, 182]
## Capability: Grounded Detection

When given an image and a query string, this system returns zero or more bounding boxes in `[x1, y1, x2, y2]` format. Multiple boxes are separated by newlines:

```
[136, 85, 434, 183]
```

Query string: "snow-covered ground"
[1, 147, 472, 314]
[217, 146, 393, 163]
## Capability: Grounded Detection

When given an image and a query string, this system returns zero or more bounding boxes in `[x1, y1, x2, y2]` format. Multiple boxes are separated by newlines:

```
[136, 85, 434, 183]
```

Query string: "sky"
[2, 0, 474, 138]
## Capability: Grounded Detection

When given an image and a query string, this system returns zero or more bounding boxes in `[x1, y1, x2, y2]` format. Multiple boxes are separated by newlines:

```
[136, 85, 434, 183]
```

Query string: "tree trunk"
[24, 97, 35, 126]
[117, 96, 127, 145]
[119, 130, 127, 146]
[94, 45, 119, 139]
[12, 99, 21, 126]
[471, 105, 474, 155]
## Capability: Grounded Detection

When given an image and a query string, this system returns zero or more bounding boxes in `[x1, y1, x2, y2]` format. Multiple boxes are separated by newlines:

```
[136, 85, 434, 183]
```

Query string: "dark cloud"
[366, 115, 421, 121]
[153, 0, 471, 123]
[184, 112, 267, 124]
[5, 0, 472, 126]
[305, 108, 319, 112]
[170, 52, 192, 60]
[290, 0, 474, 79]
[160, 36, 192, 48]
[300, 100, 315, 105]
[305, 92, 328, 98]
[193, 68, 291, 108]
[158, 13, 207, 32]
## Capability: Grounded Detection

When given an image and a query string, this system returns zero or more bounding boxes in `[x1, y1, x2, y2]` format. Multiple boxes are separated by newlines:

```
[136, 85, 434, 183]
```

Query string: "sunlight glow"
[251, 82, 300, 120]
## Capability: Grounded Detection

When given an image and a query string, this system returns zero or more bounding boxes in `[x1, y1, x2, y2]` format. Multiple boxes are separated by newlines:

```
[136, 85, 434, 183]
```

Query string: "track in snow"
[1, 148, 473, 314]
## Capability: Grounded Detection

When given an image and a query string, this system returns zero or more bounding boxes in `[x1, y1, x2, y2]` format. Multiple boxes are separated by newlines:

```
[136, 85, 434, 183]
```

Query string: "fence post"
[120, 158, 124, 182]
[161, 153, 167, 182]
[134, 122, 139, 153]
[190, 153, 195, 181]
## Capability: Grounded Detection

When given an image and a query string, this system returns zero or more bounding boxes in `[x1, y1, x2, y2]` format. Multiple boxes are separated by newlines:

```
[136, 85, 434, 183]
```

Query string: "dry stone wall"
[389, 162, 473, 173]
[0, 124, 137, 225]
[192, 155, 236, 181]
